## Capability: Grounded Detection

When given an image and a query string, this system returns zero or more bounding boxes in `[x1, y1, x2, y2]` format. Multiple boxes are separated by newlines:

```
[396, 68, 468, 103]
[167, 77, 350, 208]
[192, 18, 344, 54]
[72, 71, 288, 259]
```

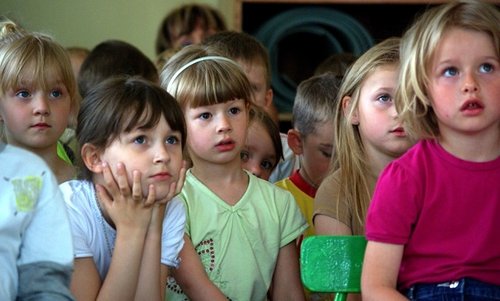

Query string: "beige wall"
[0, 0, 235, 61]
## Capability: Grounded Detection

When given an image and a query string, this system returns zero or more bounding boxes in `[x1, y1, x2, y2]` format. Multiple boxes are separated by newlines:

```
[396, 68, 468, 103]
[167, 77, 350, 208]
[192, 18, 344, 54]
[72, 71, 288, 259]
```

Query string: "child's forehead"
[15, 63, 66, 87]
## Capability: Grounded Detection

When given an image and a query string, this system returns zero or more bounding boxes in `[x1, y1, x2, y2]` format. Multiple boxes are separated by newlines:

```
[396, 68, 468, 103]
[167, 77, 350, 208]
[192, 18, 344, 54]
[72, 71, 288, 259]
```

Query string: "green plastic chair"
[300, 235, 367, 301]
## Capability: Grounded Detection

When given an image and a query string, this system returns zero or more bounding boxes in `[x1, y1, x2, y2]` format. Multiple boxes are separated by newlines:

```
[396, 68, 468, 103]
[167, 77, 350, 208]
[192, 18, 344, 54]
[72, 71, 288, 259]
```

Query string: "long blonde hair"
[333, 37, 400, 225]
[397, 0, 500, 140]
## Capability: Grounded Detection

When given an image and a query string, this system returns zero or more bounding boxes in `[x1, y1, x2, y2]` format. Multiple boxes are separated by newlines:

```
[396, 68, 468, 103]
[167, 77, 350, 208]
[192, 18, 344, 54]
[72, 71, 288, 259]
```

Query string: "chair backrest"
[300, 235, 367, 301]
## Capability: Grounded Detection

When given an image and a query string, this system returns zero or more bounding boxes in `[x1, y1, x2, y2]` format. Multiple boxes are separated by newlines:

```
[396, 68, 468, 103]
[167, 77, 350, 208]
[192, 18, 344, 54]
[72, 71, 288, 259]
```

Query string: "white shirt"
[60, 180, 185, 280]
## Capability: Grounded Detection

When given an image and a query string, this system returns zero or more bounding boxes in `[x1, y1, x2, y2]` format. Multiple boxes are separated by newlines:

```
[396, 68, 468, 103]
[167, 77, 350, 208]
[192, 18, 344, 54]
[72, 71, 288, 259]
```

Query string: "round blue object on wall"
[255, 7, 374, 113]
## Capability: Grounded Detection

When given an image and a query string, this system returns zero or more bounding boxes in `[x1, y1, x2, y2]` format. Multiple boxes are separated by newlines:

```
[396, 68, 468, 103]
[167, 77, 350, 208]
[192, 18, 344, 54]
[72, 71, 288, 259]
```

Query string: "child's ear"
[342, 95, 359, 125]
[264, 88, 273, 108]
[287, 129, 304, 155]
[81, 143, 104, 173]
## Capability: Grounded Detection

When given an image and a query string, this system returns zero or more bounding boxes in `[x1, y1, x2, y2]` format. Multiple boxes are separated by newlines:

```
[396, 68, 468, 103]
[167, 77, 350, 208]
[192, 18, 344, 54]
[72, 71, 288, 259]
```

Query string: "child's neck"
[438, 129, 500, 162]
[366, 148, 398, 178]
[191, 160, 248, 206]
[25, 143, 75, 183]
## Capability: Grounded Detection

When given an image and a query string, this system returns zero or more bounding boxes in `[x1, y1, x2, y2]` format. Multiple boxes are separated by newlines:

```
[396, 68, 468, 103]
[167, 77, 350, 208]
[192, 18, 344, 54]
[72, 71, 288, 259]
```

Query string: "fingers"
[101, 162, 120, 197]
[95, 183, 112, 207]
[131, 170, 143, 202]
[101, 161, 149, 206]
[144, 184, 156, 207]
[175, 160, 188, 195]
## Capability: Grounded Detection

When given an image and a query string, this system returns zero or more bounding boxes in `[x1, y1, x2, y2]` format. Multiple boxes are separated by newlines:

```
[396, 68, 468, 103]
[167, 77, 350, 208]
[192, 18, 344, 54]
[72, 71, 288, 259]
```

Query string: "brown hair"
[155, 3, 227, 54]
[77, 76, 186, 180]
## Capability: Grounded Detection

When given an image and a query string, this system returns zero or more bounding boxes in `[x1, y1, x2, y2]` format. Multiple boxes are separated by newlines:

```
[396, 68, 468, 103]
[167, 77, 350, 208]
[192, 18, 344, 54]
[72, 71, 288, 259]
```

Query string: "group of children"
[0, 0, 499, 300]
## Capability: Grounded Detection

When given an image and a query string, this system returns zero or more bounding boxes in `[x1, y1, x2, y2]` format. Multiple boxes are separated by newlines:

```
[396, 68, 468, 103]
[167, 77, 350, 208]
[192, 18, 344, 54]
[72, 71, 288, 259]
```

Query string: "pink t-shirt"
[366, 139, 500, 290]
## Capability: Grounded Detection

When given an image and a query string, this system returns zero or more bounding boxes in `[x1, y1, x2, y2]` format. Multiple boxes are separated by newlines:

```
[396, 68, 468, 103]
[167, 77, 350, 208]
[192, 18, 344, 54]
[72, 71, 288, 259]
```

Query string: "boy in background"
[276, 72, 341, 241]
[276, 72, 341, 300]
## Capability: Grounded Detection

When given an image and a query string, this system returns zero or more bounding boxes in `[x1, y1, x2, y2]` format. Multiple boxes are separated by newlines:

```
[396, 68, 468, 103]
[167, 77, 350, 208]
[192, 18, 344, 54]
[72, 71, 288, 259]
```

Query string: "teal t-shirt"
[166, 170, 307, 301]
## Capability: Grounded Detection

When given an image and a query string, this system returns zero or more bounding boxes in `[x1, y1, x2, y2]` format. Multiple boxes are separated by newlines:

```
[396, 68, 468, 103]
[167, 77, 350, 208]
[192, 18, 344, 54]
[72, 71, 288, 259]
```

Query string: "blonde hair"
[397, 0, 500, 139]
[160, 44, 253, 109]
[333, 37, 400, 226]
[0, 19, 78, 129]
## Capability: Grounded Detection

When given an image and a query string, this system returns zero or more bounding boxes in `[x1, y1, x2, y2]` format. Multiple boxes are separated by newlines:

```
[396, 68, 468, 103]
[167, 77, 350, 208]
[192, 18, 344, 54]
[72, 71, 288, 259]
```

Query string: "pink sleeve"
[365, 160, 422, 245]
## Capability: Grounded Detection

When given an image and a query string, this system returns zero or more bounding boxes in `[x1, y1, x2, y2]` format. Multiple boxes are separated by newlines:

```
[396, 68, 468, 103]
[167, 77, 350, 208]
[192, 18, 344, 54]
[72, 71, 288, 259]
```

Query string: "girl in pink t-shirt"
[361, 1, 500, 300]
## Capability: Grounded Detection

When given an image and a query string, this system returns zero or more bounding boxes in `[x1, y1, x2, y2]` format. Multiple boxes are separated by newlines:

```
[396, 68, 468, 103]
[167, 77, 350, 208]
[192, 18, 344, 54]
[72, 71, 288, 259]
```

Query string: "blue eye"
[134, 136, 146, 144]
[16, 90, 30, 98]
[261, 160, 274, 170]
[166, 136, 179, 145]
[443, 67, 458, 77]
[377, 94, 392, 103]
[479, 63, 494, 73]
[50, 90, 62, 98]
[199, 112, 211, 120]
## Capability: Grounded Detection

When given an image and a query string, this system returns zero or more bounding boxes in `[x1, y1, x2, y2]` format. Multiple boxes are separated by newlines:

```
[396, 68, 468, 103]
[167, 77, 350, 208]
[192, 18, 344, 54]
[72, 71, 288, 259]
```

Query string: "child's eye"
[166, 135, 179, 145]
[321, 151, 332, 158]
[133, 136, 147, 144]
[479, 63, 494, 73]
[16, 90, 31, 98]
[261, 160, 274, 170]
[240, 151, 249, 162]
[199, 112, 211, 120]
[229, 107, 241, 115]
[50, 89, 63, 98]
[377, 94, 392, 104]
[443, 67, 458, 77]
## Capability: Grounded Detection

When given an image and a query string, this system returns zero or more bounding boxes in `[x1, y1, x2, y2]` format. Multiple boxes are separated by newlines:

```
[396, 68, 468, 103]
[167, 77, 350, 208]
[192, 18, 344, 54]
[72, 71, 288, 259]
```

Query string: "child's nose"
[462, 71, 479, 93]
[217, 115, 232, 133]
[154, 145, 170, 163]
[33, 95, 50, 116]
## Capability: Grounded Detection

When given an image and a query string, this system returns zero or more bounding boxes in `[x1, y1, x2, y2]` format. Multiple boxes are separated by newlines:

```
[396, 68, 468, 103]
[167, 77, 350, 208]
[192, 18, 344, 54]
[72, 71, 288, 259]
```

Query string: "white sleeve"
[161, 196, 186, 268]
[19, 170, 74, 267]
[59, 181, 94, 259]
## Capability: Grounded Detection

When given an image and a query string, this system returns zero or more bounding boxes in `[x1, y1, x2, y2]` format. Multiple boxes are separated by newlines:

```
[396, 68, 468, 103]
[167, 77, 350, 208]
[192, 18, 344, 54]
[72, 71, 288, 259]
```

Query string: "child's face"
[184, 99, 248, 166]
[173, 22, 216, 48]
[297, 121, 334, 187]
[356, 65, 413, 160]
[0, 70, 71, 151]
[98, 115, 184, 201]
[428, 28, 500, 138]
[241, 120, 278, 180]
[238, 60, 274, 115]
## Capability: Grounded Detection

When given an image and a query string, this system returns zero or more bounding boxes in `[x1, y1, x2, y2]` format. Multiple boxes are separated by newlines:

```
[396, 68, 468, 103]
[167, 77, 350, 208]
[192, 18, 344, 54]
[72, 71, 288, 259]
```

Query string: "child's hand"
[147, 161, 187, 232]
[95, 162, 155, 231]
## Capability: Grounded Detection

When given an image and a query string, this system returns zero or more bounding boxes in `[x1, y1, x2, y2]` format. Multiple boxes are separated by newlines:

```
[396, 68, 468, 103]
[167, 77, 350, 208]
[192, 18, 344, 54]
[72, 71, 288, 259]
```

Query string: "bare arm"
[314, 214, 352, 235]
[270, 241, 305, 301]
[171, 235, 227, 301]
[70, 258, 102, 300]
[361, 241, 408, 301]
[80, 163, 154, 301]
[136, 164, 186, 301]
[134, 203, 166, 301]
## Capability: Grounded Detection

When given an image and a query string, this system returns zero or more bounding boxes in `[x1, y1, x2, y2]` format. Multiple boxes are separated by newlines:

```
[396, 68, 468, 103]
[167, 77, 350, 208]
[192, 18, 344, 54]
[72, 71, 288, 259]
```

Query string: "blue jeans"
[405, 278, 500, 301]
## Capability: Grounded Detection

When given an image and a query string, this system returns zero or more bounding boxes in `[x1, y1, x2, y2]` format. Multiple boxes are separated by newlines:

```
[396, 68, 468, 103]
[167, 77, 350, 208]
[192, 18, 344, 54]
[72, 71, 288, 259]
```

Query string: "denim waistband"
[405, 278, 500, 301]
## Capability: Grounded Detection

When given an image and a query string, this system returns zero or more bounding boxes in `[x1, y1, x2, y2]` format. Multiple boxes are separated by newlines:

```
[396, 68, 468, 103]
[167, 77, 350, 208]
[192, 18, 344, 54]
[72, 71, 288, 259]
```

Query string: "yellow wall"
[0, 0, 235, 60]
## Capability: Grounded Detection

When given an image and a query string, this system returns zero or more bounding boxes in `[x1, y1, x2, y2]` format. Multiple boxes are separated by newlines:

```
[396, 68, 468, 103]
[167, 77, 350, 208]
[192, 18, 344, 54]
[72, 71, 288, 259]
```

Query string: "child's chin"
[154, 186, 175, 200]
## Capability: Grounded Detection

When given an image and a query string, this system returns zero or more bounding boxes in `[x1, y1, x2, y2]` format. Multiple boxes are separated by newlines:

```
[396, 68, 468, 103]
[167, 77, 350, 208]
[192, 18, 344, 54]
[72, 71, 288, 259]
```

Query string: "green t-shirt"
[166, 170, 307, 301]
